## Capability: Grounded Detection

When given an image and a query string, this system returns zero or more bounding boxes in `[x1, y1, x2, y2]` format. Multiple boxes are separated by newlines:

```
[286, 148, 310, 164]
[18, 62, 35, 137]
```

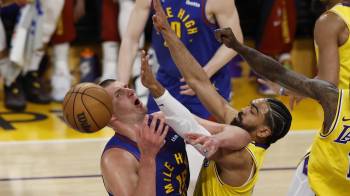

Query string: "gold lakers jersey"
[193, 143, 266, 196]
[315, 4, 350, 89]
[308, 89, 350, 195]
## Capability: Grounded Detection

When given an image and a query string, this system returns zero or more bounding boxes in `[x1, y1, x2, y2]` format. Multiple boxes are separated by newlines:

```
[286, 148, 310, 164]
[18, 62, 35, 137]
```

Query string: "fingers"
[160, 125, 169, 140]
[140, 115, 150, 139]
[180, 88, 196, 96]
[193, 135, 209, 145]
[257, 78, 267, 85]
[153, 0, 161, 12]
[155, 117, 165, 136]
[289, 96, 296, 110]
[150, 116, 158, 133]
[180, 84, 196, 95]
[180, 78, 185, 82]
[185, 133, 201, 140]
[180, 84, 190, 90]
[214, 28, 224, 41]
[152, 15, 161, 32]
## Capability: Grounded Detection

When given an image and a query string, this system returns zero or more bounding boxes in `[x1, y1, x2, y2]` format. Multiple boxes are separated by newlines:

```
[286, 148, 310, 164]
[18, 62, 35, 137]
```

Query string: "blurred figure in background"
[118, 0, 243, 120]
[50, 0, 84, 102]
[0, 0, 64, 110]
[51, 0, 120, 102]
[254, 0, 297, 95]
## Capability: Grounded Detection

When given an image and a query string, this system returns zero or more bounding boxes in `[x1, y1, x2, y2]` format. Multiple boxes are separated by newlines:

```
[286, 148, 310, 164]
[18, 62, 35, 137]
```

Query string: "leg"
[287, 155, 315, 196]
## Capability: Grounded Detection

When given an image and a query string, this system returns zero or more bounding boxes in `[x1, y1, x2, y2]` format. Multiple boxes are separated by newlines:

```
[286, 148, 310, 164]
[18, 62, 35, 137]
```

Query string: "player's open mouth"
[134, 99, 141, 106]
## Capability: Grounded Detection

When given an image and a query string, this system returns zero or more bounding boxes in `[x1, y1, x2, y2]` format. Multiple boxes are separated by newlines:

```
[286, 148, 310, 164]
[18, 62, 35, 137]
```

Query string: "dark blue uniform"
[102, 117, 189, 196]
[148, 0, 231, 119]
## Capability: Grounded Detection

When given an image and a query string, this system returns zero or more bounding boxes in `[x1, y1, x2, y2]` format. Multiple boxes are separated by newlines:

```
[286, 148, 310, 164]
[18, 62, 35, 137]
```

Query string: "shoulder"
[206, 0, 237, 13]
[135, 0, 152, 9]
[101, 148, 139, 172]
[215, 147, 253, 170]
[315, 11, 346, 34]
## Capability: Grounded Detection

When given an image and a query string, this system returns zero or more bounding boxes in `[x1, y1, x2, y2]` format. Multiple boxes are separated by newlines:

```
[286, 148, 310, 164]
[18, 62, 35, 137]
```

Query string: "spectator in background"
[0, 0, 63, 111]
[254, 0, 297, 95]
[51, 0, 120, 102]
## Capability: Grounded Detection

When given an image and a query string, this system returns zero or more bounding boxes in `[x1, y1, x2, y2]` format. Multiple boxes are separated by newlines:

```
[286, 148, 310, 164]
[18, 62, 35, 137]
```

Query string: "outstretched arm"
[152, 0, 237, 124]
[215, 28, 339, 130]
[141, 50, 250, 156]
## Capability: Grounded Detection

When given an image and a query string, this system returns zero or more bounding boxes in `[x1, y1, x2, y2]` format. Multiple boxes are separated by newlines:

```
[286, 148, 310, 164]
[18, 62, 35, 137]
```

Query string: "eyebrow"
[114, 88, 122, 96]
[251, 102, 259, 114]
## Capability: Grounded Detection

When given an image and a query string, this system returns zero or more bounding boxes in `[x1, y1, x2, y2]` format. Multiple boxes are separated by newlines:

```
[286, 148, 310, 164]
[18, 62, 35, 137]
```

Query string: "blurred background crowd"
[0, 0, 332, 112]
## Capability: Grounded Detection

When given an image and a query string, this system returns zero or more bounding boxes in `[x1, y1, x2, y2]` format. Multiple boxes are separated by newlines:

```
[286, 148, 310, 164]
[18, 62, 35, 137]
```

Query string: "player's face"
[105, 81, 147, 116]
[232, 98, 270, 133]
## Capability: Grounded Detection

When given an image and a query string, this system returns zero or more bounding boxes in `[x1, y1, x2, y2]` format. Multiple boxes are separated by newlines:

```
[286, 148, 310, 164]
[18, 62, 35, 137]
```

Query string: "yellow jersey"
[193, 143, 267, 196]
[308, 89, 350, 195]
[315, 3, 350, 89]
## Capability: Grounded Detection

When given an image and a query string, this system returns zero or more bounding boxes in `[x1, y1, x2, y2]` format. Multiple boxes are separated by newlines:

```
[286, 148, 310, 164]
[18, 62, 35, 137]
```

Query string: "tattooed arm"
[214, 28, 339, 131]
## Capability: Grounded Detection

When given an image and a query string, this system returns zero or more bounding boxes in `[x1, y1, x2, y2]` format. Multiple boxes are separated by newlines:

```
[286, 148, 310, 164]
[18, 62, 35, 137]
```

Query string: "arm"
[185, 125, 251, 159]
[101, 116, 168, 196]
[215, 28, 337, 101]
[314, 12, 345, 85]
[152, 0, 237, 123]
[101, 149, 144, 196]
[117, 0, 151, 84]
[215, 28, 339, 130]
[74, 0, 85, 22]
[203, 0, 243, 78]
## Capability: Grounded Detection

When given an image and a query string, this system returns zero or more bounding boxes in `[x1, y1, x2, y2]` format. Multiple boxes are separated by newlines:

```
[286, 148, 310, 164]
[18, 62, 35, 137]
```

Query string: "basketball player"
[215, 27, 350, 196]
[256, 1, 350, 195]
[140, 3, 293, 195]
[117, 0, 243, 119]
[99, 79, 256, 195]
[99, 79, 190, 196]
[260, 0, 350, 106]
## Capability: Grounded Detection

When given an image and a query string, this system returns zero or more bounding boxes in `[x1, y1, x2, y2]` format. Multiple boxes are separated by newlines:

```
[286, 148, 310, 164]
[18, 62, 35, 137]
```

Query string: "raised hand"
[136, 115, 169, 158]
[141, 50, 157, 89]
[152, 0, 171, 32]
[180, 78, 196, 96]
[185, 133, 219, 158]
[214, 27, 240, 49]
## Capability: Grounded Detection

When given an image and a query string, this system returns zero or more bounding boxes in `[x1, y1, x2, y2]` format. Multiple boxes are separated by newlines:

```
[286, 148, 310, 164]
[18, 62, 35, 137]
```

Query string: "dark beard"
[232, 112, 255, 133]
[232, 112, 243, 127]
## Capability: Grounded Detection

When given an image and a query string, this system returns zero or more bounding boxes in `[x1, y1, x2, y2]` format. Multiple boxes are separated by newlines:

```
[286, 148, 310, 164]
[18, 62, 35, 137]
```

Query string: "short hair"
[264, 98, 292, 144]
[98, 79, 116, 88]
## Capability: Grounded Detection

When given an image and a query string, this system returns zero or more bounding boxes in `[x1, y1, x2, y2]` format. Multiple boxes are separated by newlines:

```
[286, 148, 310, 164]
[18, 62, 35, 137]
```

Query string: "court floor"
[0, 77, 323, 195]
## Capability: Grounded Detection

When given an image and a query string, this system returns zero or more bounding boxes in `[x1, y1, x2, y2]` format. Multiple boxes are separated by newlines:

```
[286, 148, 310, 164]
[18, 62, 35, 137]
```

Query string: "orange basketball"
[62, 83, 113, 133]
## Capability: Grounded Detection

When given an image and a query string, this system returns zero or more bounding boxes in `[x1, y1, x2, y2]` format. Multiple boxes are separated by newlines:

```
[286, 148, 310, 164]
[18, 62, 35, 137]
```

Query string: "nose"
[125, 88, 135, 97]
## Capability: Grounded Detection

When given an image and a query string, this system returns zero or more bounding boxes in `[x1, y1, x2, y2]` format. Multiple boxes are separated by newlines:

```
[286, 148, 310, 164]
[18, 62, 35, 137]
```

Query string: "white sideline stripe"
[0, 129, 317, 145]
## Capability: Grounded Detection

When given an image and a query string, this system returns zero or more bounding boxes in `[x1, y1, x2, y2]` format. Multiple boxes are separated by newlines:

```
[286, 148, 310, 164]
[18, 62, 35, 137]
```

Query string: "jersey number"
[171, 21, 181, 38]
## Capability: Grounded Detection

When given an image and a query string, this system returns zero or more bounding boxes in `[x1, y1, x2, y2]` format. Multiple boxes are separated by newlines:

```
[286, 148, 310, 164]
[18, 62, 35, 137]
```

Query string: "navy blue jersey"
[149, 0, 231, 118]
[102, 117, 189, 196]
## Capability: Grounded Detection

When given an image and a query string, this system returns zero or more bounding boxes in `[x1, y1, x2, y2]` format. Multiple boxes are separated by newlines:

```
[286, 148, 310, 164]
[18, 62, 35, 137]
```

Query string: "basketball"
[62, 83, 113, 133]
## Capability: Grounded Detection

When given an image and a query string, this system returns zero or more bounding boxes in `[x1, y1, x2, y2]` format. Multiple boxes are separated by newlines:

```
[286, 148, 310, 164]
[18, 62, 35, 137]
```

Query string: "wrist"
[149, 82, 165, 98]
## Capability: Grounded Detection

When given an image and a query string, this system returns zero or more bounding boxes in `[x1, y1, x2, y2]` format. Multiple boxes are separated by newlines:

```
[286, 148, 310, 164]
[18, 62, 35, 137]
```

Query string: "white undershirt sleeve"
[154, 90, 211, 138]
[154, 90, 211, 156]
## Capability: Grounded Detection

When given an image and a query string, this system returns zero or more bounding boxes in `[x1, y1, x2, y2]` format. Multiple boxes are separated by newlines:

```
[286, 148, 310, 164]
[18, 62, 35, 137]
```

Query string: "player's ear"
[257, 126, 271, 139]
